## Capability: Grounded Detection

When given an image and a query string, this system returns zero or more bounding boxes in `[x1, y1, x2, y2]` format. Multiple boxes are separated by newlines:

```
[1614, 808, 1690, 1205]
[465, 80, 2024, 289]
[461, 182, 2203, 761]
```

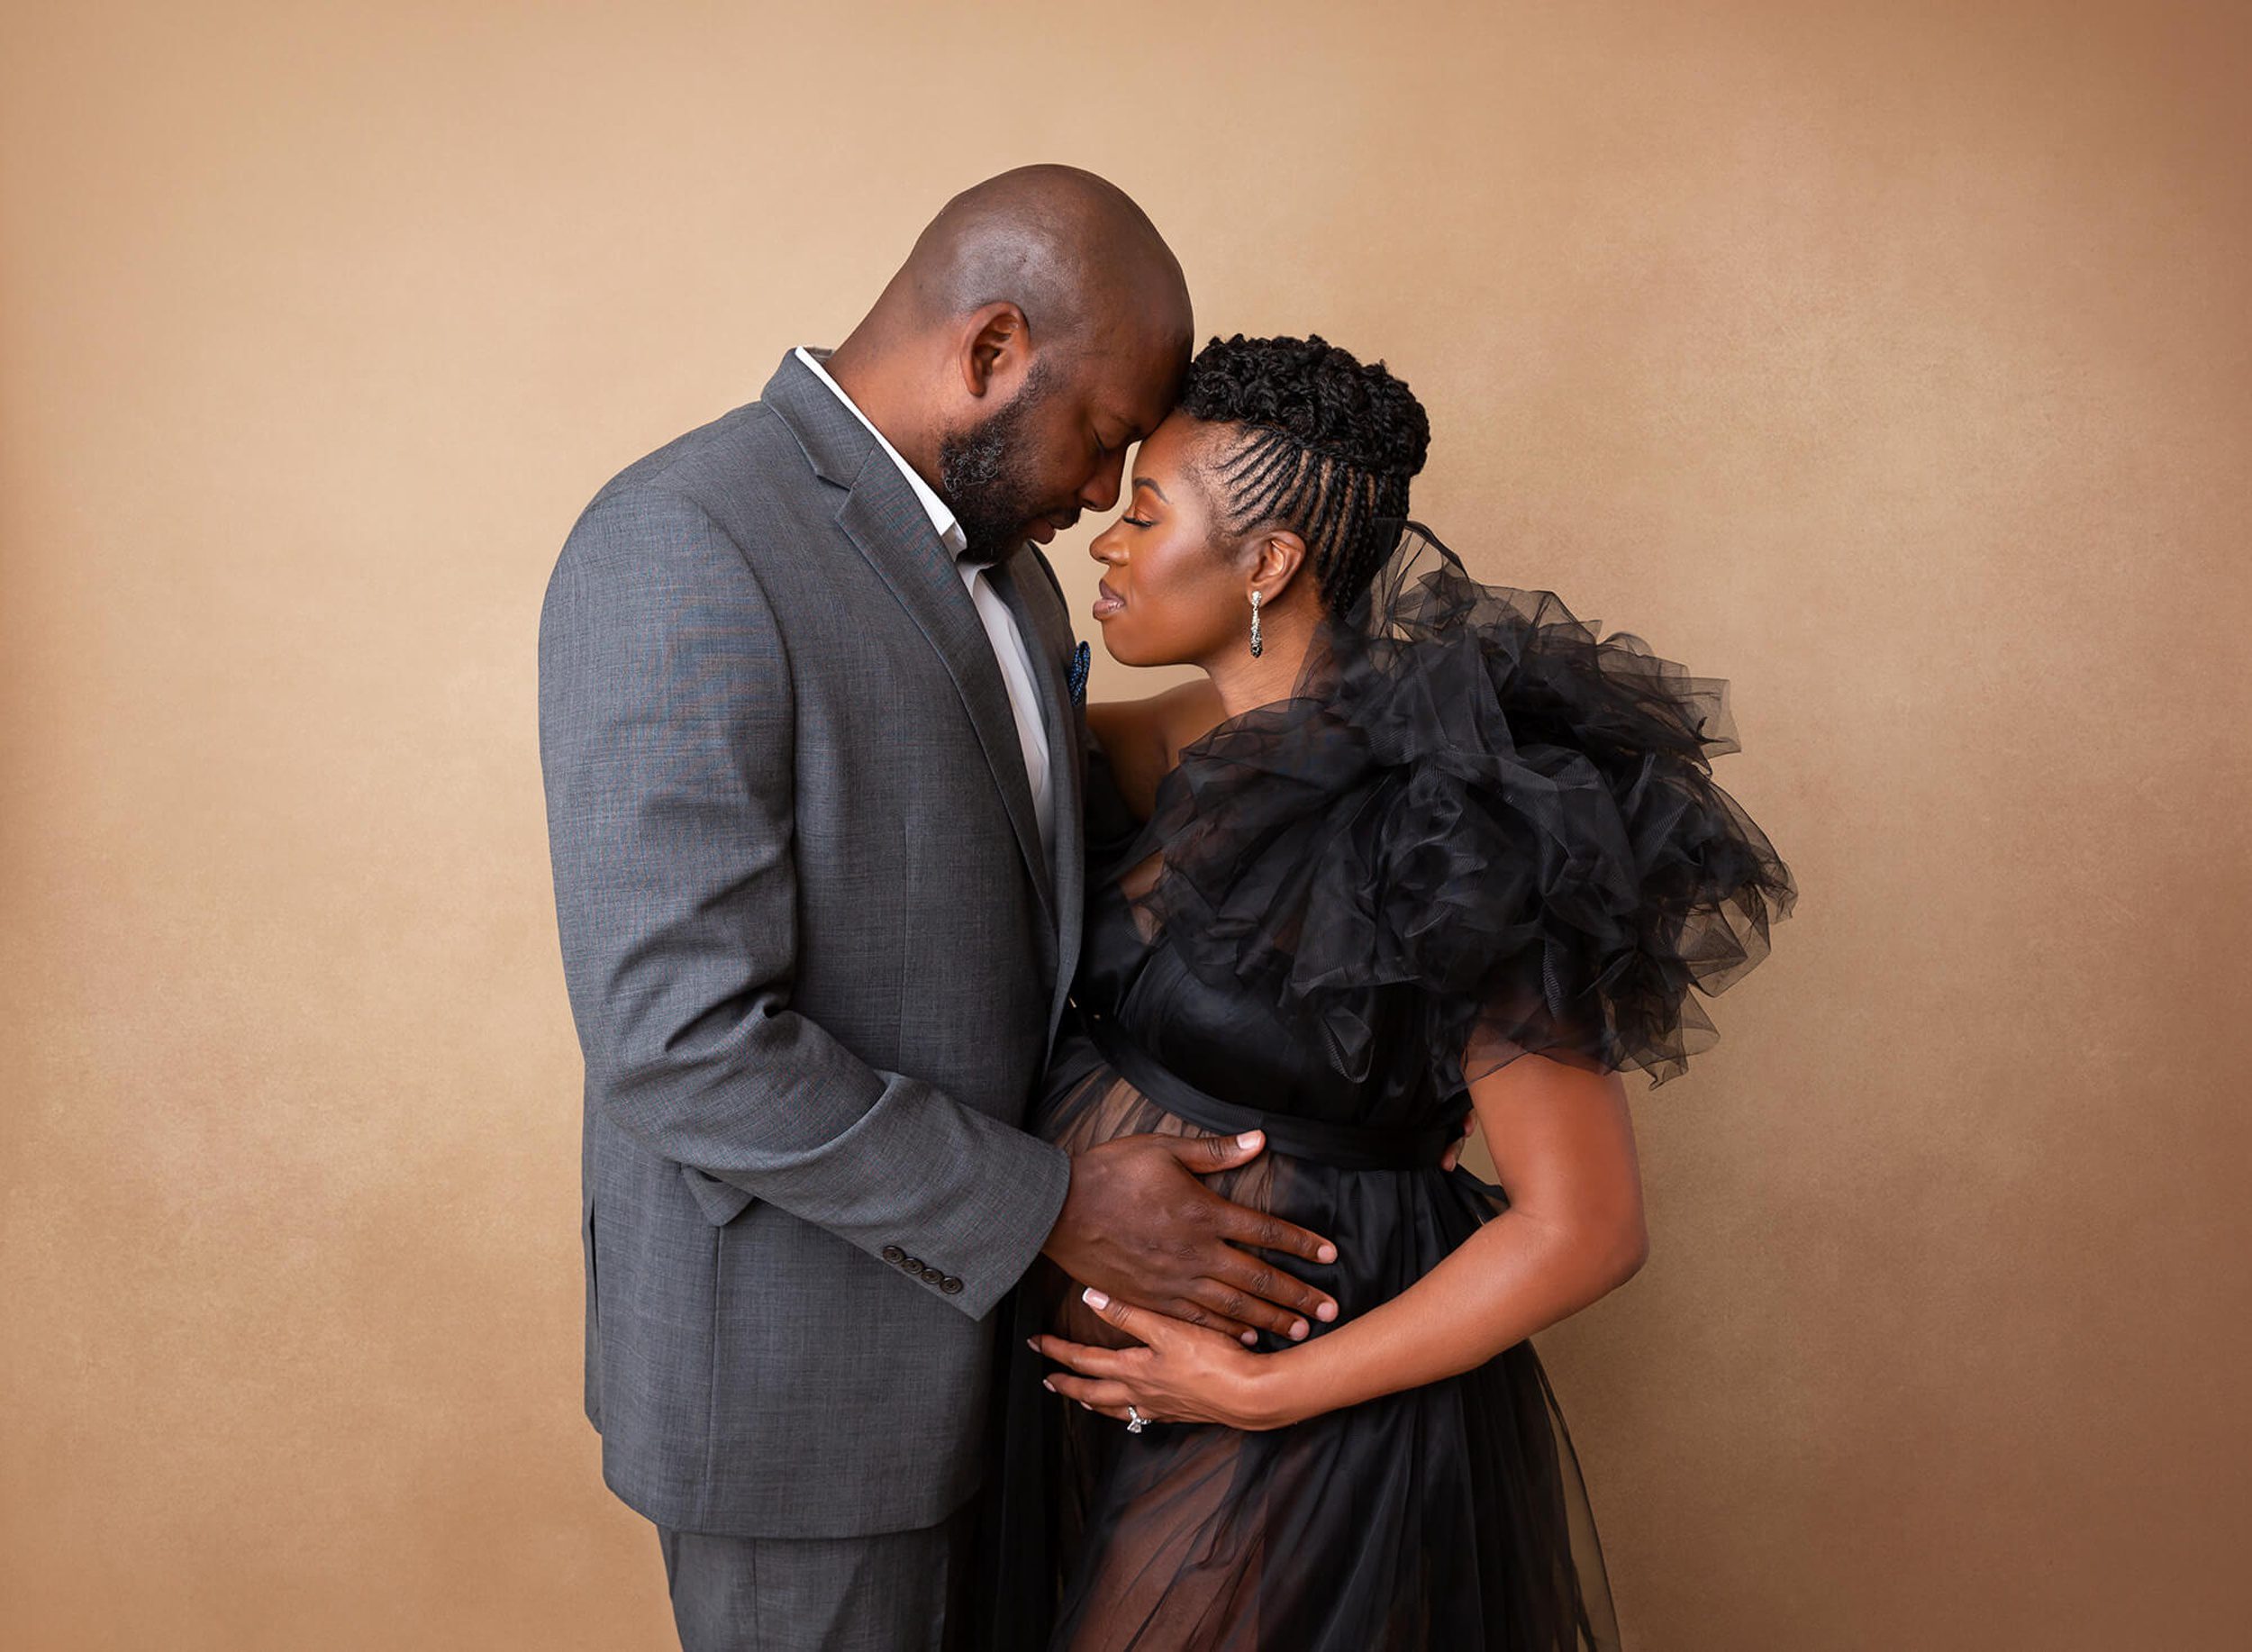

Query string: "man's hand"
[1042, 1130, 1339, 1343]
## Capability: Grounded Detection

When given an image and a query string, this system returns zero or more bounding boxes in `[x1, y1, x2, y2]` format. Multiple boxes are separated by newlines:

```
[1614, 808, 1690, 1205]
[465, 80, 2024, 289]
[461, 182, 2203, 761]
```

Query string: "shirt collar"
[795, 346, 987, 562]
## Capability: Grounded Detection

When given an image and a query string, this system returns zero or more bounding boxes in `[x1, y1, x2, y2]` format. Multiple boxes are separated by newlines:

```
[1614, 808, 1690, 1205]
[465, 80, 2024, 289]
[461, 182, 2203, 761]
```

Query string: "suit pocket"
[680, 1164, 758, 1227]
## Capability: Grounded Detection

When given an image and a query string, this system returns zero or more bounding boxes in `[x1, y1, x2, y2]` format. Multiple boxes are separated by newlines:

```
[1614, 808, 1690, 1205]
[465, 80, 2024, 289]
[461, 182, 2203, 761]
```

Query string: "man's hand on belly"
[1041, 1130, 1342, 1345]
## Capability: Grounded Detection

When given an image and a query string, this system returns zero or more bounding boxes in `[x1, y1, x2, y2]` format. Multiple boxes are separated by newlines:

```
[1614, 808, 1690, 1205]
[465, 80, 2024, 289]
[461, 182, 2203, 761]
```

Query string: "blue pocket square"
[1067, 640, 1091, 705]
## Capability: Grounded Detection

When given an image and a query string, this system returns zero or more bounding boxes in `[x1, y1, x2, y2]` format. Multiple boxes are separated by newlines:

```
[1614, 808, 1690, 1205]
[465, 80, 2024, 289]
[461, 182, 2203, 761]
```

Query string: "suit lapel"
[989, 551, 1087, 1048]
[832, 481, 1058, 942]
[765, 350, 1058, 944]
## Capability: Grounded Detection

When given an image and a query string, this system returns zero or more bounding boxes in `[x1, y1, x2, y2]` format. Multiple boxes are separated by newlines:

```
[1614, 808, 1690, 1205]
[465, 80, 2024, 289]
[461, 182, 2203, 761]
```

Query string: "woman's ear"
[1249, 530, 1311, 603]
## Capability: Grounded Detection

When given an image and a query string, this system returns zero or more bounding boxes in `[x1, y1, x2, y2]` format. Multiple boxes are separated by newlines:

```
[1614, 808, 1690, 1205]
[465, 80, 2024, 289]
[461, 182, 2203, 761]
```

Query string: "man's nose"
[1079, 449, 1127, 513]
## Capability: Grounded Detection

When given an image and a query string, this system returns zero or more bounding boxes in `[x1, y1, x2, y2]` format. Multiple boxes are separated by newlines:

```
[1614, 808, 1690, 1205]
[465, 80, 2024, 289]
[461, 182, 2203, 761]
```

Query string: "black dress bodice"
[1071, 777, 1427, 1136]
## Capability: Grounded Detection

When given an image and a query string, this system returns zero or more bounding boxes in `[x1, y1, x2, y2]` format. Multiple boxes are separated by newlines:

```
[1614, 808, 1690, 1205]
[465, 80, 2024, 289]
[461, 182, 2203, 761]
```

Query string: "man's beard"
[937, 362, 1056, 562]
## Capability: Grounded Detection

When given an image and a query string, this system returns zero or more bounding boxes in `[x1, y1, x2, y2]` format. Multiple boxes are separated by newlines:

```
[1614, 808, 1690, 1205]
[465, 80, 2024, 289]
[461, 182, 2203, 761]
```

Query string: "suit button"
[920, 1266, 943, 1284]
[881, 1246, 904, 1264]
[901, 1257, 922, 1274]
[940, 1276, 964, 1296]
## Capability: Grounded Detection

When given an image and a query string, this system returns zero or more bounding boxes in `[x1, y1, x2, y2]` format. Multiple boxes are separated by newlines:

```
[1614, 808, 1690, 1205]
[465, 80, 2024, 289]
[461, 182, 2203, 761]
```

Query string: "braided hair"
[1180, 333, 1431, 615]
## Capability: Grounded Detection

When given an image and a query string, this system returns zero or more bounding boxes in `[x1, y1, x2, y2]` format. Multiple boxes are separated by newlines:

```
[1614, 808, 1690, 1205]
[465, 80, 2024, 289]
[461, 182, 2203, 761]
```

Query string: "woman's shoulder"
[1087, 679, 1227, 822]
[1126, 531, 1798, 1093]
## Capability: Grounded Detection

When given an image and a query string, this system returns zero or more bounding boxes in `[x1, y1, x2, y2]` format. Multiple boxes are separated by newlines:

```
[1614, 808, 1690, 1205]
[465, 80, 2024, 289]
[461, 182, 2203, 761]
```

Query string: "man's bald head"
[876, 165, 1191, 365]
[827, 167, 1194, 561]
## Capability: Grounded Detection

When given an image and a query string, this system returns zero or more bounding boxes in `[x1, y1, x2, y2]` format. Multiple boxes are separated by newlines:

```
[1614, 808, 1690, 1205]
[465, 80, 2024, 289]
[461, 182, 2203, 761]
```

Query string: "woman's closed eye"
[1120, 515, 1154, 528]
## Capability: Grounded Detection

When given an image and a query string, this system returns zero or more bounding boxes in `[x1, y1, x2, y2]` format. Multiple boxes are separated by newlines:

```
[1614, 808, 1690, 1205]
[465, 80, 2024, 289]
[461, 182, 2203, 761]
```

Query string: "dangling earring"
[1249, 589, 1264, 658]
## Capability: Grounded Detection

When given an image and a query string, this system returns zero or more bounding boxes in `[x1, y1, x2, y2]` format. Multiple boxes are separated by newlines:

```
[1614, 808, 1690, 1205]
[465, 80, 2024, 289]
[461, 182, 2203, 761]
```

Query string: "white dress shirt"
[794, 346, 1056, 877]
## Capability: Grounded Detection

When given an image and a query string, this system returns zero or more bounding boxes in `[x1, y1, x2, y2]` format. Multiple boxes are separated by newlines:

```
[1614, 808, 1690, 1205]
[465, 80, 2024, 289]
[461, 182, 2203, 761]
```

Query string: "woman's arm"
[1257, 1055, 1647, 1421]
[1037, 1052, 1648, 1430]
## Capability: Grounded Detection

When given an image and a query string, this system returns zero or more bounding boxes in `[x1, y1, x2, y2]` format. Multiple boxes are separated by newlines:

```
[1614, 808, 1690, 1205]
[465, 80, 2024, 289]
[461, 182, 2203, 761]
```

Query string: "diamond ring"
[1125, 1404, 1146, 1434]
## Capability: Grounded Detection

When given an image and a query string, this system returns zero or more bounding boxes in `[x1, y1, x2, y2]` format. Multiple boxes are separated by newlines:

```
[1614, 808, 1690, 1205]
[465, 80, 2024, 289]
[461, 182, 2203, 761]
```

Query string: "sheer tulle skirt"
[989, 1063, 1621, 1652]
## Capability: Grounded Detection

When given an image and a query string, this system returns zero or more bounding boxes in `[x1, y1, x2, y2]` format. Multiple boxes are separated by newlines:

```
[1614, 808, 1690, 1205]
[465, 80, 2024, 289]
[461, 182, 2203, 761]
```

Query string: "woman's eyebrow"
[1131, 477, 1169, 503]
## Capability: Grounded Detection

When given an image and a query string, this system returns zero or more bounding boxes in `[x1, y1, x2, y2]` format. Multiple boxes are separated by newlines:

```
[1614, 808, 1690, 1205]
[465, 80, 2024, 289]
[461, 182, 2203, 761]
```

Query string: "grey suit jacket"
[538, 347, 1085, 1538]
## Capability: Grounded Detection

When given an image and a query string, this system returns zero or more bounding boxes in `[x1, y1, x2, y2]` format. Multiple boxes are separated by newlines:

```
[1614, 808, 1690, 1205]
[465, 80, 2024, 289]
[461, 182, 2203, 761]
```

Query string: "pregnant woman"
[985, 333, 1795, 1650]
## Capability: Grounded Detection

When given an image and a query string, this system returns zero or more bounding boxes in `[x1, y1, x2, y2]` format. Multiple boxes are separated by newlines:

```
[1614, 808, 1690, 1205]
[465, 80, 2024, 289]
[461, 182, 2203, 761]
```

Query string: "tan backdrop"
[5, 1, 2247, 1647]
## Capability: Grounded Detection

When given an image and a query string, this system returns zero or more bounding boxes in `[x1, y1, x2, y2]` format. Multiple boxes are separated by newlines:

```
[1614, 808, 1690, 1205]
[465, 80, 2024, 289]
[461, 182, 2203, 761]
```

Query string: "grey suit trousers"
[657, 1503, 975, 1652]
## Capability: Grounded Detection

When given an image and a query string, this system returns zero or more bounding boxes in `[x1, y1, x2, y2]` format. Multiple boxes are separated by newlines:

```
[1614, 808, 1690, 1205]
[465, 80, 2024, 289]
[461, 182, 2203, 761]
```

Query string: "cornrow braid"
[1181, 334, 1431, 615]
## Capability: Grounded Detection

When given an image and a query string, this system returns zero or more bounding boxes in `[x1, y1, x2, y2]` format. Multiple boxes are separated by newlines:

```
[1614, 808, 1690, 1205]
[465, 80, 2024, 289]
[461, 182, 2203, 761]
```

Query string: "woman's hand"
[1034, 1287, 1303, 1432]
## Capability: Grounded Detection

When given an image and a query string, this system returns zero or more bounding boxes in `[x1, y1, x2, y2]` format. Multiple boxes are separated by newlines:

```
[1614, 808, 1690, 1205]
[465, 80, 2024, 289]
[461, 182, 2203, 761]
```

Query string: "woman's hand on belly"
[1033, 1287, 1305, 1433]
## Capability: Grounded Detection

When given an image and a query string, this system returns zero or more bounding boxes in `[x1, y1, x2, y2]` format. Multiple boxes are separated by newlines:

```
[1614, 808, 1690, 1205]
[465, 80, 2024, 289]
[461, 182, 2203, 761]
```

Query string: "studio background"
[4, 2, 2247, 1647]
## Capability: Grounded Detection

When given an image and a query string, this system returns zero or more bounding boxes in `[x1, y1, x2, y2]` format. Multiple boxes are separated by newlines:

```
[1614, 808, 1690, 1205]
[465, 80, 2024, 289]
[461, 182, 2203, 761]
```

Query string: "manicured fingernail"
[1316, 1243, 1338, 1263]
[1316, 1301, 1338, 1322]
[1237, 1130, 1261, 1149]
[1289, 1318, 1309, 1340]
[1082, 1287, 1110, 1311]
[1027, 1338, 1041, 1351]
[1241, 1330, 1258, 1346]
[1041, 1378, 1055, 1392]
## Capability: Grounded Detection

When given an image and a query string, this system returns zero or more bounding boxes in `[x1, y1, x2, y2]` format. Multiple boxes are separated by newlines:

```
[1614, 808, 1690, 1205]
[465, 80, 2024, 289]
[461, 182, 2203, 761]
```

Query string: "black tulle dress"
[985, 527, 1794, 1652]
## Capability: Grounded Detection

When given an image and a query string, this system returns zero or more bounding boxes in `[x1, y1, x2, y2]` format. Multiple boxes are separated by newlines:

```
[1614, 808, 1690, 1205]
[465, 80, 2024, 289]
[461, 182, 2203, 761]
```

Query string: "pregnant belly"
[1031, 1058, 1492, 1355]
[1031, 1062, 1286, 1351]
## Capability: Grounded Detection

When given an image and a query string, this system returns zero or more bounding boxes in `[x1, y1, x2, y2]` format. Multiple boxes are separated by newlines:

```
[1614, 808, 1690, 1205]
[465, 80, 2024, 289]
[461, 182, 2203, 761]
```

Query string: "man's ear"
[1249, 530, 1311, 604]
[958, 302, 1031, 400]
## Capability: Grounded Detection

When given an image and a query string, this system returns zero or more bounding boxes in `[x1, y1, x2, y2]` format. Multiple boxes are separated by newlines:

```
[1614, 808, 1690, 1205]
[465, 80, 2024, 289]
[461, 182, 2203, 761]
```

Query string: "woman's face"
[1085, 413, 1252, 667]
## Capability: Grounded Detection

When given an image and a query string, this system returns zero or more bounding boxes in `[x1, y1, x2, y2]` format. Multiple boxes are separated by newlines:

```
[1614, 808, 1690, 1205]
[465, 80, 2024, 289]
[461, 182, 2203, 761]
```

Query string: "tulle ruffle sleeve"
[1124, 524, 1795, 1104]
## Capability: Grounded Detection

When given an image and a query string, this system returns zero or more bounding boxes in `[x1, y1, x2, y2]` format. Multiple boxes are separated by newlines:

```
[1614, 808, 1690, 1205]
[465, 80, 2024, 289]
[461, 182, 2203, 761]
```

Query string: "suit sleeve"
[538, 484, 1070, 1321]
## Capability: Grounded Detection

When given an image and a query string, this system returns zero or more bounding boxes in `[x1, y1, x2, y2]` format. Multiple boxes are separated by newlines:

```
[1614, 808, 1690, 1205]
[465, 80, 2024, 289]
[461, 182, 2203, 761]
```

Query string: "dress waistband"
[1079, 1009, 1459, 1173]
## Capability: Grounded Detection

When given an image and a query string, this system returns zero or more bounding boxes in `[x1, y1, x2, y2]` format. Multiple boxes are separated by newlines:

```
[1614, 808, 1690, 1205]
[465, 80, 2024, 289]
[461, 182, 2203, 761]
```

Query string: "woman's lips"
[1093, 578, 1124, 621]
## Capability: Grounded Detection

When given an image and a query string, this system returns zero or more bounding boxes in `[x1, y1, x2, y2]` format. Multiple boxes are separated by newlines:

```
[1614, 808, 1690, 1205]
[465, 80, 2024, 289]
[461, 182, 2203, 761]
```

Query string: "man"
[537, 166, 1340, 1650]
